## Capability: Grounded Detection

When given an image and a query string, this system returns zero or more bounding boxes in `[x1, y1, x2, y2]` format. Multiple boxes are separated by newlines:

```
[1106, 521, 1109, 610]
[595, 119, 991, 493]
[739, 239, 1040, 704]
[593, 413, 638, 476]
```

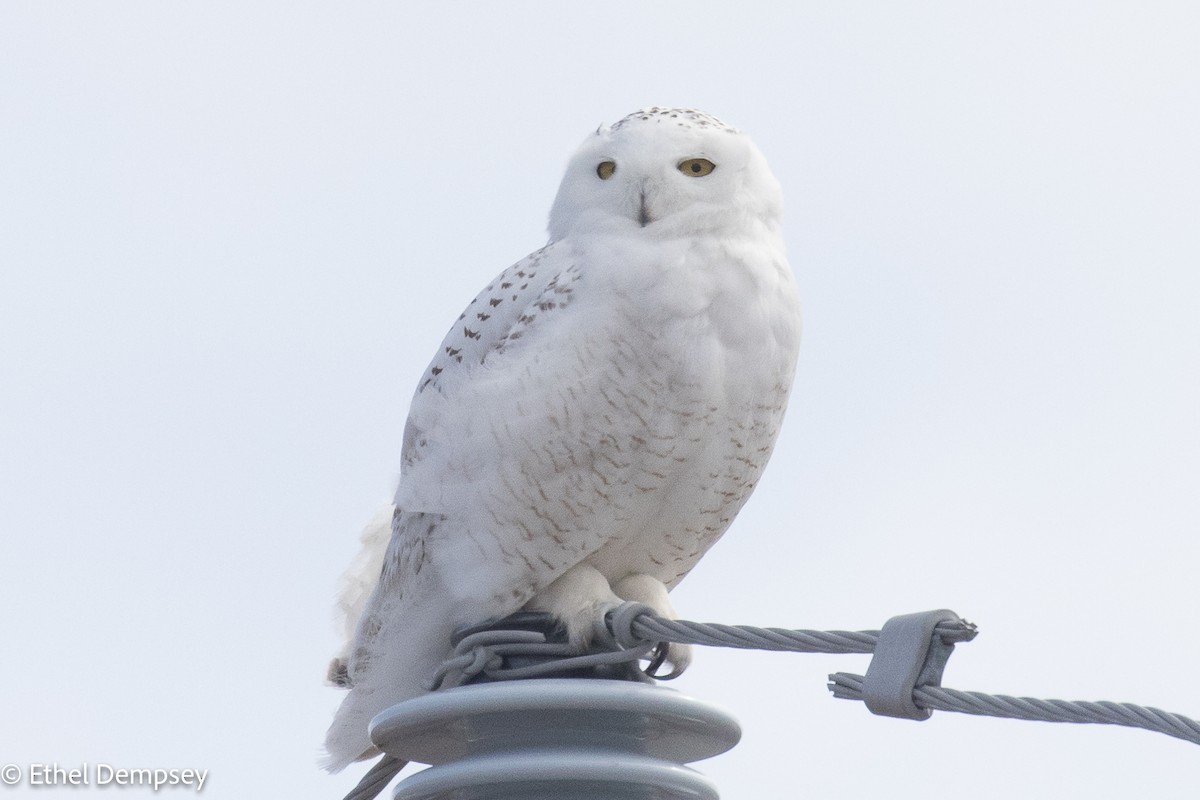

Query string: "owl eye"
[678, 158, 716, 177]
[596, 161, 616, 180]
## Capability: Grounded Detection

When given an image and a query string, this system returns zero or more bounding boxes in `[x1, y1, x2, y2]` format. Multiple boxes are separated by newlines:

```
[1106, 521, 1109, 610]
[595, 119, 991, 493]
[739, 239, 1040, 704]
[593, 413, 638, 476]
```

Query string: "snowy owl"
[325, 107, 802, 774]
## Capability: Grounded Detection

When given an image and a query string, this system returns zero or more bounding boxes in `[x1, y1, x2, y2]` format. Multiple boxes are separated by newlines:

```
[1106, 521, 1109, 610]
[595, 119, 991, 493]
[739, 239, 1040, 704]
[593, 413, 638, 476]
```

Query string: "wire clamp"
[852, 609, 974, 720]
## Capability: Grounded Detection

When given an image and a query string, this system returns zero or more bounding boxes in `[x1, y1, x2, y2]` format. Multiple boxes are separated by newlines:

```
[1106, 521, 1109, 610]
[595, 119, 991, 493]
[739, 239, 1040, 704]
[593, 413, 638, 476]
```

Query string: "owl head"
[548, 107, 784, 242]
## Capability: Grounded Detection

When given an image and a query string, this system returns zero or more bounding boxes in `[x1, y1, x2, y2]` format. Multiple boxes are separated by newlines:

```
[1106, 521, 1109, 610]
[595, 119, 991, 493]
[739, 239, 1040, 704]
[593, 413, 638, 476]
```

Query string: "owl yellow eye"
[678, 158, 716, 177]
[596, 161, 616, 180]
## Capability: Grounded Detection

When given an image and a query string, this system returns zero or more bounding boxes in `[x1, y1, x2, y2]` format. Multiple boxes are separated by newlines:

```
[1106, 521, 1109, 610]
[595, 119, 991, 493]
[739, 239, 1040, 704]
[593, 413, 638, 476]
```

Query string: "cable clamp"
[860, 609, 974, 720]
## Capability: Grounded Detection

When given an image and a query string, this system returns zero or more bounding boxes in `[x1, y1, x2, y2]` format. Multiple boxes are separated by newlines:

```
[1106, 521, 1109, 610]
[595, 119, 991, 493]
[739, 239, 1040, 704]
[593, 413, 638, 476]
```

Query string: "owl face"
[548, 108, 783, 242]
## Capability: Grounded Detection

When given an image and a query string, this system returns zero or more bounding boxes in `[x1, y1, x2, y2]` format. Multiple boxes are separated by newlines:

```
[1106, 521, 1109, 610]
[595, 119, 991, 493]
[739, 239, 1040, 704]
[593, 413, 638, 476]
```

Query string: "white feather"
[328, 505, 394, 683]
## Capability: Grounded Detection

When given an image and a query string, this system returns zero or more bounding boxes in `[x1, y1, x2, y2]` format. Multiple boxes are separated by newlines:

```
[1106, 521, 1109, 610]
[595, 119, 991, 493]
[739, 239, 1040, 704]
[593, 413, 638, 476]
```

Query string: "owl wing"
[330, 242, 570, 657]
[327, 242, 586, 764]
[399, 243, 573, 468]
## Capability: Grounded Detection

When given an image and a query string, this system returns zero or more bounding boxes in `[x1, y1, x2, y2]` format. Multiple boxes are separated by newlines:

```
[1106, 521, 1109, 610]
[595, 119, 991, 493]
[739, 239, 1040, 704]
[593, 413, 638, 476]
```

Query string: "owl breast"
[518, 232, 802, 587]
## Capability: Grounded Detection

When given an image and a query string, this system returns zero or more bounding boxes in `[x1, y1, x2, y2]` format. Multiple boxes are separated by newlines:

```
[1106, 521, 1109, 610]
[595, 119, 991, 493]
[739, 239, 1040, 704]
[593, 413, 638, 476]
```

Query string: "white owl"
[325, 107, 802, 772]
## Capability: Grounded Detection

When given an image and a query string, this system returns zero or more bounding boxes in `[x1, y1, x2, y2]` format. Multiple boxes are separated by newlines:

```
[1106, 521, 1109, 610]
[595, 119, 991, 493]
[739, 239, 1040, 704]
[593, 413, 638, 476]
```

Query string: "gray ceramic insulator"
[368, 678, 742, 800]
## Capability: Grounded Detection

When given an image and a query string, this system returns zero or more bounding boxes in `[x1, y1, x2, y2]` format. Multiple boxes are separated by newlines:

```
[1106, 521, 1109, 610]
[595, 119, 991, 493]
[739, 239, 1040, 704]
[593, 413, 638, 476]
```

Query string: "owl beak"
[637, 190, 653, 227]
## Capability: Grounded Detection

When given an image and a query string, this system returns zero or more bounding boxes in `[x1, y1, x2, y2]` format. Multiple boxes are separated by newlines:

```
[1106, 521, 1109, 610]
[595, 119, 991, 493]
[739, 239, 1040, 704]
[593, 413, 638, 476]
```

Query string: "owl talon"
[645, 642, 670, 677]
[611, 574, 692, 678]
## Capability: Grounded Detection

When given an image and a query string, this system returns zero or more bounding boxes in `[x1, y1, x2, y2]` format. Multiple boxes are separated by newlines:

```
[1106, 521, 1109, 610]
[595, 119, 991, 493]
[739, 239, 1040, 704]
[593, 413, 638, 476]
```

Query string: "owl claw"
[612, 573, 692, 678]
[646, 640, 692, 679]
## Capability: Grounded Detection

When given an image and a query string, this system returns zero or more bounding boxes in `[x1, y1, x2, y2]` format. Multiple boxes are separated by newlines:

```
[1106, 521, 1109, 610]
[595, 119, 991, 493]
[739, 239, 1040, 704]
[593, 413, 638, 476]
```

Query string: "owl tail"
[322, 537, 463, 772]
[322, 607, 452, 771]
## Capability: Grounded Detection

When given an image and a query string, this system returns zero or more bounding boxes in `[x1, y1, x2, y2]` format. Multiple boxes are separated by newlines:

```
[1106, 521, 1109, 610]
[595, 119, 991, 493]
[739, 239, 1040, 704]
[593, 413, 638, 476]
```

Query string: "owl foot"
[523, 566, 693, 679]
[612, 573, 692, 678]
[523, 563, 623, 651]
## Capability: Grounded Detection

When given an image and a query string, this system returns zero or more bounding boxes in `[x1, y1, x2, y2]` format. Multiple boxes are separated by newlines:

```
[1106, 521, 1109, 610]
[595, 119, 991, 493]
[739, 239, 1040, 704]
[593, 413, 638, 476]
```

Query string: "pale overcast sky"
[2, 3, 1197, 798]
